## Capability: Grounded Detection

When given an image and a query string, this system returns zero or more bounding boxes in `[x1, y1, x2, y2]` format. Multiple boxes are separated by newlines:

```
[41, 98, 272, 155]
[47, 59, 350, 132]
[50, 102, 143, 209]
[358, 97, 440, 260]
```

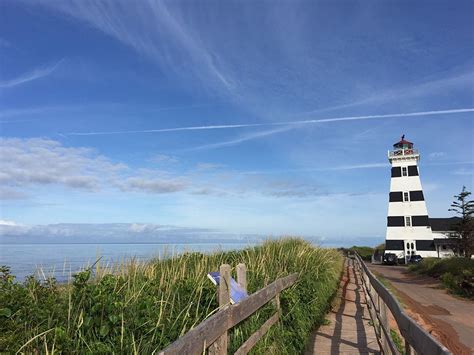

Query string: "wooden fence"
[159, 263, 298, 355]
[352, 253, 451, 355]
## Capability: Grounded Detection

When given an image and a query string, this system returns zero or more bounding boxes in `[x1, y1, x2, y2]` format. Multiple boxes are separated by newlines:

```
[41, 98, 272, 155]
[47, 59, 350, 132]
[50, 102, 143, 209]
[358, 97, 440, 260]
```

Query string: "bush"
[409, 257, 474, 299]
[349, 246, 374, 261]
[0, 238, 343, 354]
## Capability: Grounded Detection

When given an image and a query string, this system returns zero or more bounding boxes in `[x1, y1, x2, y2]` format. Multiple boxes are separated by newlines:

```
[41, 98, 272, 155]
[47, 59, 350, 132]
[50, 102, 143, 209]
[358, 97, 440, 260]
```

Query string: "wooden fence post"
[379, 296, 390, 354]
[236, 263, 247, 293]
[209, 264, 231, 355]
[405, 339, 415, 355]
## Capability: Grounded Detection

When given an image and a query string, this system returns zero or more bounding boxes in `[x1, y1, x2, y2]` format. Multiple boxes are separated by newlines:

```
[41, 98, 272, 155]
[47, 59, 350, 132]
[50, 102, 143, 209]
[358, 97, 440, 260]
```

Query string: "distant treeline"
[0, 238, 343, 353]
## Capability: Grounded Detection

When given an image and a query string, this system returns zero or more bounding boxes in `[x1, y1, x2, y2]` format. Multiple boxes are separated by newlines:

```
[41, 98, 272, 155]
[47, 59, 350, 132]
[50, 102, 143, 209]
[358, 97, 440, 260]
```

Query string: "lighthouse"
[384, 136, 437, 263]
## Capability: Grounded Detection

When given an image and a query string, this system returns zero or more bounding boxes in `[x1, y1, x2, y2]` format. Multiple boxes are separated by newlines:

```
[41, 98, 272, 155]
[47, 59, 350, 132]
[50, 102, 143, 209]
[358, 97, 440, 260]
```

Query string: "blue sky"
[0, 0, 473, 245]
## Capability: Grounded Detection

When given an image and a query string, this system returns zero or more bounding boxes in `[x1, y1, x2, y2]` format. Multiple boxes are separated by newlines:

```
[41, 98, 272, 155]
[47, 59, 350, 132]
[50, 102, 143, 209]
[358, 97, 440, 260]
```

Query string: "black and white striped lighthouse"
[384, 136, 436, 263]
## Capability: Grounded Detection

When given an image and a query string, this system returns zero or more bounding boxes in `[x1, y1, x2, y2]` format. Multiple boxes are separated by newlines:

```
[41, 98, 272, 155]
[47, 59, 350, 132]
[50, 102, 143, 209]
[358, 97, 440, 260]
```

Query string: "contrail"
[0, 59, 64, 88]
[65, 108, 474, 136]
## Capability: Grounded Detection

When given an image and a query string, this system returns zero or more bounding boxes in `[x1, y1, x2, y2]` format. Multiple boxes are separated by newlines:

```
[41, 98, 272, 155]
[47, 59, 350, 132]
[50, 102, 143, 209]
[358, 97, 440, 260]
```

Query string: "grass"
[371, 271, 405, 306]
[348, 246, 374, 261]
[408, 257, 474, 299]
[390, 328, 405, 354]
[0, 238, 343, 354]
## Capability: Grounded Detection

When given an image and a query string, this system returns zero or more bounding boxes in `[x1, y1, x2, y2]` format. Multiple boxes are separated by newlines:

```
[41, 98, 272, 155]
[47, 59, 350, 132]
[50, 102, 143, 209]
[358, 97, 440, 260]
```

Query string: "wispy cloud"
[0, 60, 63, 88]
[65, 107, 474, 138]
[300, 69, 474, 115]
[183, 127, 292, 151]
[428, 152, 447, 159]
[39, 1, 233, 92]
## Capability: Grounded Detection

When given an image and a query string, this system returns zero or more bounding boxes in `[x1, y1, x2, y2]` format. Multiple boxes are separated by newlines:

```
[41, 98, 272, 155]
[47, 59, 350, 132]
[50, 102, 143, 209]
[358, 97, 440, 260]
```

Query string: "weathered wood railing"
[352, 253, 451, 355]
[159, 263, 298, 355]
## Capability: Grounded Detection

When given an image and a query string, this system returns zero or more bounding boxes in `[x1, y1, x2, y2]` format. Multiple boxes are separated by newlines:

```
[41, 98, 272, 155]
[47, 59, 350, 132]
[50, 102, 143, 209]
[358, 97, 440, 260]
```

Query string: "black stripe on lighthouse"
[387, 215, 430, 227]
[385, 239, 404, 250]
[391, 167, 401, 177]
[408, 165, 419, 176]
[389, 190, 425, 202]
[389, 192, 403, 202]
[390, 165, 419, 177]
[409, 190, 424, 201]
[412, 215, 430, 226]
[385, 239, 436, 251]
[387, 216, 405, 226]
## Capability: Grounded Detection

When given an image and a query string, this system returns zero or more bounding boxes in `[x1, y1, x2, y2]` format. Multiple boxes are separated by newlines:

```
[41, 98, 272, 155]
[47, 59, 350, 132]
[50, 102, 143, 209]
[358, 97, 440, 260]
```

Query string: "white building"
[384, 136, 438, 263]
[430, 217, 460, 258]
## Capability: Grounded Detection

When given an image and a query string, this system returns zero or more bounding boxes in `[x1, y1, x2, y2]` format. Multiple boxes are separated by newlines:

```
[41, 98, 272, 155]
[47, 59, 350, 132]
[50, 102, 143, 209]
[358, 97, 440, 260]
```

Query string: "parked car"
[383, 253, 398, 265]
[408, 255, 423, 264]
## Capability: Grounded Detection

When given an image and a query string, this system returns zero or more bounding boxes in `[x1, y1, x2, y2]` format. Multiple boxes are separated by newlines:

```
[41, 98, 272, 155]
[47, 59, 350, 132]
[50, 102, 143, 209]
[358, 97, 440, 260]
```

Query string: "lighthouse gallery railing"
[388, 148, 419, 158]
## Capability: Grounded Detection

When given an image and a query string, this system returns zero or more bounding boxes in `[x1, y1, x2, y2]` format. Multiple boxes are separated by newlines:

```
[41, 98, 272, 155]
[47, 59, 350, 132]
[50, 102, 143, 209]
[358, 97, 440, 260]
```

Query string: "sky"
[0, 0, 473, 245]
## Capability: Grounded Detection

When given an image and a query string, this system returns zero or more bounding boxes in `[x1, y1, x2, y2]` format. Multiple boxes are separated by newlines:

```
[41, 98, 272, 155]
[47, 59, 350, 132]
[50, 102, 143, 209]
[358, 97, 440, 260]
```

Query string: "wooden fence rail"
[352, 253, 451, 355]
[159, 264, 298, 355]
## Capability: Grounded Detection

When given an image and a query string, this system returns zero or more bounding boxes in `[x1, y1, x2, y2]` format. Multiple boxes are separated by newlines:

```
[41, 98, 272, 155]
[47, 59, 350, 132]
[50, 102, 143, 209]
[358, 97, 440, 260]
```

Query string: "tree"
[449, 186, 474, 258]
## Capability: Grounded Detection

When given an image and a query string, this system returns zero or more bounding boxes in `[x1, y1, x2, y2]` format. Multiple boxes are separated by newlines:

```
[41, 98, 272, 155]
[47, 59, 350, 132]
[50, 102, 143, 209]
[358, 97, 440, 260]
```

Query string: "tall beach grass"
[0, 238, 343, 353]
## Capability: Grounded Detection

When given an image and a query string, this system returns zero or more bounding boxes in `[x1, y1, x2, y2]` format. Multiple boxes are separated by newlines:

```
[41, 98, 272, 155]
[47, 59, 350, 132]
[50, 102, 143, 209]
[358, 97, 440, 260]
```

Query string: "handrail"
[159, 271, 298, 355]
[352, 253, 451, 355]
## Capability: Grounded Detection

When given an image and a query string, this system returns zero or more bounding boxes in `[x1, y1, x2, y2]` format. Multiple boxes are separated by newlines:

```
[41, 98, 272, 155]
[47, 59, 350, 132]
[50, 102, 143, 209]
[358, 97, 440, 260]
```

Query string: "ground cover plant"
[0, 238, 343, 354]
[408, 257, 474, 299]
[349, 246, 374, 261]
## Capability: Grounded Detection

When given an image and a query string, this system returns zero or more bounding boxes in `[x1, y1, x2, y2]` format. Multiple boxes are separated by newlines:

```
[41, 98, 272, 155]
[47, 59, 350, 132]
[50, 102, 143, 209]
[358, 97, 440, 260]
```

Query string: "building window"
[411, 243, 414, 249]
[406, 243, 410, 249]
[403, 192, 409, 202]
[405, 216, 411, 227]
[402, 167, 408, 176]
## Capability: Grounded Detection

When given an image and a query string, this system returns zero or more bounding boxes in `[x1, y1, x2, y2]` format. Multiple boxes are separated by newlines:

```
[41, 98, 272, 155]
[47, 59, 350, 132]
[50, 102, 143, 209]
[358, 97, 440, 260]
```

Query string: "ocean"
[0, 241, 251, 282]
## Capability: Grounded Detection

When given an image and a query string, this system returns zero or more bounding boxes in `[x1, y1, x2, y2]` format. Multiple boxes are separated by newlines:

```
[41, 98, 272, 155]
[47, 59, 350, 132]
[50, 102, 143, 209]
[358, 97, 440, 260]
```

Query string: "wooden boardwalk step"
[305, 258, 381, 355]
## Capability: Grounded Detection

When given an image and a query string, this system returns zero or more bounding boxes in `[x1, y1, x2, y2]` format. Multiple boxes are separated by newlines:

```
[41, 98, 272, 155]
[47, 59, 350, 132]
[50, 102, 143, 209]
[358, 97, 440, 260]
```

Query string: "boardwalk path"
[306, 258, 381, 355]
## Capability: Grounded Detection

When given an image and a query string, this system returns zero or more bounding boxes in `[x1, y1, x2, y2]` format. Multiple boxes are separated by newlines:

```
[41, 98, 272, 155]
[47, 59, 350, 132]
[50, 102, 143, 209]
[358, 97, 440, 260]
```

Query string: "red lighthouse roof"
[393, 134, 413, 149]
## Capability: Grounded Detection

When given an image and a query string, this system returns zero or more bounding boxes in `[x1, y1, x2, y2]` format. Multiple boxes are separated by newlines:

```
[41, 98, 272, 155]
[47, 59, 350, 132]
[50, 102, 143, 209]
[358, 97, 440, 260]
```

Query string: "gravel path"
[367, 263, 474, 355]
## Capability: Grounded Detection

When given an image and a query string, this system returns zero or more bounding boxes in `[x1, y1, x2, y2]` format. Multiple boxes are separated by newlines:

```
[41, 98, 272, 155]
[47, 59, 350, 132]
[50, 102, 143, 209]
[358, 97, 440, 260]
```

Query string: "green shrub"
[349, 246, 374, 261]
[0, 238, 343, 354]
[409, 257, 474, 299]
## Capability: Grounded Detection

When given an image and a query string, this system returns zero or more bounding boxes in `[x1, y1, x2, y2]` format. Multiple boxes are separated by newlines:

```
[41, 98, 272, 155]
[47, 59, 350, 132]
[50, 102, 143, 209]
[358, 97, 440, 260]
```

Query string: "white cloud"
[452, 168, 473, 176]
[0, 222, 245, 243]
[195, 163, 225, 171]
[428, 151, 447, 159]
[149, 154, 179, 164]
[0, 220, 18, 226]
[0, 138, 126, 197]
[122, 177, 187, 194]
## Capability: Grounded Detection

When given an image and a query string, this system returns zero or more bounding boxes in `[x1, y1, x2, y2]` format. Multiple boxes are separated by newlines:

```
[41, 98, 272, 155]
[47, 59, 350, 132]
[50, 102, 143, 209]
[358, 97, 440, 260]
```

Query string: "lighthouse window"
[411, 243, 414, 249]
[403, 192, 409, 202]
[402, 167, 408, 176]
[406, 243, 410, 249]
[405, 216, 411, 227]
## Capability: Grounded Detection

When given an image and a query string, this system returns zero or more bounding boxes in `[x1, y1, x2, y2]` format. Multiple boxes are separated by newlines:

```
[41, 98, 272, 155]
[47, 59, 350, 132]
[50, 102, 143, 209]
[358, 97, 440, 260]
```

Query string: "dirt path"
[367, 263, 474, 355]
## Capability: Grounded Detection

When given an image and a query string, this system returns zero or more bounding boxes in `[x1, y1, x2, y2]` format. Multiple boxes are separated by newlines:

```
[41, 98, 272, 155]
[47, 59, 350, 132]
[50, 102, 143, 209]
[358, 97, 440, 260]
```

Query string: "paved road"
[306, 258, 380, 354]
[368, 263, 474, 355]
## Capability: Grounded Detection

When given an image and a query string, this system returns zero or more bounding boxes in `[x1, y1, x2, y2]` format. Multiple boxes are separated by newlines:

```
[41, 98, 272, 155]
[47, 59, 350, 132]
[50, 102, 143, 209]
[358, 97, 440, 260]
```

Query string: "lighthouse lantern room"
[384, 135, 437, 263]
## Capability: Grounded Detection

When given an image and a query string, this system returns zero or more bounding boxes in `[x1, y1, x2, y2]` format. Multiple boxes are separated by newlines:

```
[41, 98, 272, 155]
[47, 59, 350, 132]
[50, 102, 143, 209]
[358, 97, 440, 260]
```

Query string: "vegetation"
[408, 257, 474, 299]
[390, 328, 405, 354]
[349, 246, 374, 261]
[0, 238, 343, 354]
[449, 186, 473, 258]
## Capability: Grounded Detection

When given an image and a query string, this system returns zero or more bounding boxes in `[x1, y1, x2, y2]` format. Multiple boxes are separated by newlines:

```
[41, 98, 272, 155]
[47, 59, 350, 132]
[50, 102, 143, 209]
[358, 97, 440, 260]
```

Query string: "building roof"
[429, 217, 462, 232]
[433, 238, 459, 245]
